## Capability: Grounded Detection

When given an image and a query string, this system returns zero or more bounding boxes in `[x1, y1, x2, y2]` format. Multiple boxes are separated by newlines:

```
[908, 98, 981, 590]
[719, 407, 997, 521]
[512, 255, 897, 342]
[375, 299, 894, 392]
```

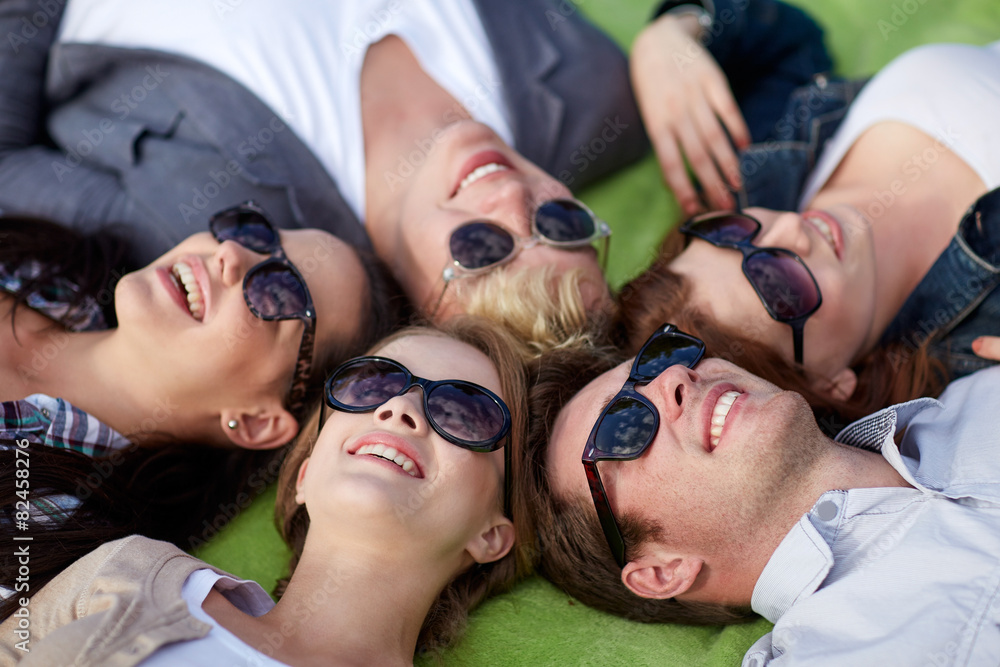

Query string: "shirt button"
[816, 500, 838, 521]
[813, 73, 829, 89]
[40, 408, 50, 419]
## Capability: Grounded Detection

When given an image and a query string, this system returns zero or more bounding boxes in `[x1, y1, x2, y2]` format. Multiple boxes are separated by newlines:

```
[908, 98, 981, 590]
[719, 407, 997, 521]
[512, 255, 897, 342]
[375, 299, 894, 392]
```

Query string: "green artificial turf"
[195, 2, 1000, 664]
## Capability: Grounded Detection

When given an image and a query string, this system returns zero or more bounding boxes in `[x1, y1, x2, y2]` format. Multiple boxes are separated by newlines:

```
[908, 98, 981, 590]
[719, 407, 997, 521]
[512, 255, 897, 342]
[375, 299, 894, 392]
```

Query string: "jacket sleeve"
[0, 0, 137, 230]
[655, 0, 835, 143]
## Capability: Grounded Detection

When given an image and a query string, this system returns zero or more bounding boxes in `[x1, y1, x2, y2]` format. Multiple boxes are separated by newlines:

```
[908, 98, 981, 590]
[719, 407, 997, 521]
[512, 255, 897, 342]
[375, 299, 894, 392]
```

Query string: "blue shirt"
[746, 366, 1000, 666]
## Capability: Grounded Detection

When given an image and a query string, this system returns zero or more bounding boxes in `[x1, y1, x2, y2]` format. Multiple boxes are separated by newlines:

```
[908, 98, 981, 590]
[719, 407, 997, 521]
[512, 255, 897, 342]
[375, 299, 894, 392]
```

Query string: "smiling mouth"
[709, 390, 741, 451]
[170, 261, 204, 321]
[355, 443, 421, 478]
[456, 162, 509, 194]
[802, 210, 842, 258]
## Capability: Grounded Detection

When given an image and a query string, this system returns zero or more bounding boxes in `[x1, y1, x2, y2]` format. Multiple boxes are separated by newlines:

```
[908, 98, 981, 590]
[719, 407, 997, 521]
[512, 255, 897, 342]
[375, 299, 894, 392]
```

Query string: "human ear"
[294, 458, 310, 505]
[621, 552, 704, 600]
[811, 367, 858, 402]
[466, 516, 515, 564]
[221, 405, 299, 450]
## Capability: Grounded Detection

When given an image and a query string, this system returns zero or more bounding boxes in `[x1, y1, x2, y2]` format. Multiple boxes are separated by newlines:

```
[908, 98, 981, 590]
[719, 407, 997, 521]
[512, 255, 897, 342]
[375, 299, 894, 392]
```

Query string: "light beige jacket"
[0, 535, 231, 666]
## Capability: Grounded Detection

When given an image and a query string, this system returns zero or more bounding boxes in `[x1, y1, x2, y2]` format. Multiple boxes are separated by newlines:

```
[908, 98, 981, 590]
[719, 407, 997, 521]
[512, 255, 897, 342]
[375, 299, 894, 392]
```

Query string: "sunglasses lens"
[244, 263, 309, 319]
[427, 382, 506, 445]
[688, 214, 758, 244]
[595, 396, 656, 456]
[449, 221, 516, 270]
[211, 210, 278, 253]
[635, 333, 704, 379]
[744, 250, 820, 319]
[535, 200, 596, 243]
[329, 360, 408, 408]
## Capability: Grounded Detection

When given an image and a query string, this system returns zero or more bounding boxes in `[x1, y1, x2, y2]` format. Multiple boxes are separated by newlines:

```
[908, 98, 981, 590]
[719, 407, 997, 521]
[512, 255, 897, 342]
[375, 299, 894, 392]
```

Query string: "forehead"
[374, 334, 503, 397]
[547, 360, 630, 500]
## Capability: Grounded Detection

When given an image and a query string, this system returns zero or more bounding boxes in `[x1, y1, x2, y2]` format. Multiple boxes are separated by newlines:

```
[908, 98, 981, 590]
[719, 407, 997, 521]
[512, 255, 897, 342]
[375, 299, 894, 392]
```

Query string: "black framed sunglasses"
[583, 323, 706, 568]
[431, 199, 610, 315]
[680, 212, 822, 365]
[209, 201, 316, 422]
[322, 356, 513, 514]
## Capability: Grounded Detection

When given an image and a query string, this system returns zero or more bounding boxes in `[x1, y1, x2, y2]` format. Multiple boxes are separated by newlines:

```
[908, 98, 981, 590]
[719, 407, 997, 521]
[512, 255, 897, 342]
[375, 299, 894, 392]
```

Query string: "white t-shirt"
[141, 568, 285, 666]
[798, 41, 1000, 208]
[57, 0, 514, 223]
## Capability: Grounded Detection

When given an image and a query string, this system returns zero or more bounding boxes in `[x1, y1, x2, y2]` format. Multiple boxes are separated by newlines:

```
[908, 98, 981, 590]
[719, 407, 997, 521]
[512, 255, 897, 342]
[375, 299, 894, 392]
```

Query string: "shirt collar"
[751, 512, 834, 623]
[752, 397, 943, 622]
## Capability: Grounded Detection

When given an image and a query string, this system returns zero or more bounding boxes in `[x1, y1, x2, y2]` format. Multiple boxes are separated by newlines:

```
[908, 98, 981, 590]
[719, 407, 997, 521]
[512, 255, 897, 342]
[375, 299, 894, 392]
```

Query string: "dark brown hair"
[615, 230, 946, 434]
[522, 343, 756, 625]
[275, 318, 533, 654]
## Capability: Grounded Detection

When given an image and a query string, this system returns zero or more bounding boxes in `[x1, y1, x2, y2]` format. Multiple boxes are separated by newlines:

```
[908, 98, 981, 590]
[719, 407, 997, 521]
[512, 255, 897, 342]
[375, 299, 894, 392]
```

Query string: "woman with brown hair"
[618, 10, 1000, 427]
[0, 319, 530, 665]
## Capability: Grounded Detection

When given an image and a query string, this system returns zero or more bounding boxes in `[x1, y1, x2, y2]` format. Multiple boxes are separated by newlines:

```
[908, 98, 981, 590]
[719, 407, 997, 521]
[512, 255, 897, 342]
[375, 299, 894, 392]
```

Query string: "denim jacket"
[691, 0, 1000, 380]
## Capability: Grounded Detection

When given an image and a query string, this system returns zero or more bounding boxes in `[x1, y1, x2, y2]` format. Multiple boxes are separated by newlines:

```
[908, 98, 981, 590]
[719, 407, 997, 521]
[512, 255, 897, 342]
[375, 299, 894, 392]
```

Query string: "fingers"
[972, 336, 1000, 361]
[652, 128, 702, 216]
[677, 111, 733, 212]
[706, 79, 751, 152]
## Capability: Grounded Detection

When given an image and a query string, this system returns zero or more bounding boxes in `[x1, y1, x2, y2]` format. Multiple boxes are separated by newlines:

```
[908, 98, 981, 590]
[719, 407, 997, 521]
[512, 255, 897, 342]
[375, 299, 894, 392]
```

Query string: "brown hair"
[274, 318, 532, 653]
[522, 343, 756, 625]
[615, 230, 946, 433]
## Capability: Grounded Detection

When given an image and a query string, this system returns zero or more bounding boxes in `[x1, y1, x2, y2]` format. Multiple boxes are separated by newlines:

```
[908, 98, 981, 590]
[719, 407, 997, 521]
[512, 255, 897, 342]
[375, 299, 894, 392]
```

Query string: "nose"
[757, 211, 812, 257]
[476, 179, 536, 236]
[641, 364, 701, 423]
[373, 390, 430, 436]
[214, 240, 255, 288]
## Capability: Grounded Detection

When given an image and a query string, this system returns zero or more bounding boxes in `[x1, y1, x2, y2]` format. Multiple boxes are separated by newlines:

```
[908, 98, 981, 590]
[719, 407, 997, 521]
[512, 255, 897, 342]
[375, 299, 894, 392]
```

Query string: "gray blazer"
[0, 0, 646, 265]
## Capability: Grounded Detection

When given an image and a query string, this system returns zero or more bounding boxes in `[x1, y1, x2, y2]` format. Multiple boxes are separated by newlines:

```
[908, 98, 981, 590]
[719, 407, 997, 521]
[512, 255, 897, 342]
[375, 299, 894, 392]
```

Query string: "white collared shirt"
[746, 366, 1000, 666]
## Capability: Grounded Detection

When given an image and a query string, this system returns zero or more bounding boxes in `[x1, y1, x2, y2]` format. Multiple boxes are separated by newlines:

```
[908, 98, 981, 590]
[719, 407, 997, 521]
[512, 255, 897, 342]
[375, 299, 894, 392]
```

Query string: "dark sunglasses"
[583, 323, 705, 568]
[431, 199, 610, 315]
[680, 212, 822, 365]
[322, 356, 512, 514]
[209, 201, 316, 422]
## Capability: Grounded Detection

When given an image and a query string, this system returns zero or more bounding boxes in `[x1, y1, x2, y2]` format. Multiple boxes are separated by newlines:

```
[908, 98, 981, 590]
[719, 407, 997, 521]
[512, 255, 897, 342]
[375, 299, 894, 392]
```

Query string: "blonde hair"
[461, 265, 612, 360]
[274, 318, 532, 653]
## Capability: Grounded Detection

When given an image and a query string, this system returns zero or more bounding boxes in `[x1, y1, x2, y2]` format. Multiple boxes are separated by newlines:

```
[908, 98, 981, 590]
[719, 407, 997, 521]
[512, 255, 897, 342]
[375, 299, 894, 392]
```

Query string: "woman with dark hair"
[0, 208, 402, 598]
[618, 3, 1000, 427]
[0, 319, 530, 665]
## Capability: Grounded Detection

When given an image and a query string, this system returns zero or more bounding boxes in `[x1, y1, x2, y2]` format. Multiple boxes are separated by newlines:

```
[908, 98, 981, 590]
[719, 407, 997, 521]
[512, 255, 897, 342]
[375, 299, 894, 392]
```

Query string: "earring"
[227, 419, 239, 430]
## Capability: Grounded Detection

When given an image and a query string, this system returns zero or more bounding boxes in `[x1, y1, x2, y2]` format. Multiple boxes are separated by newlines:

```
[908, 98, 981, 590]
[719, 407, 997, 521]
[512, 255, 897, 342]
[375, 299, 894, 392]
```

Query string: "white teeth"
[171, 262, 204, 321]
[806, 214, 835, 250]
[356, 443, 419, 477]
[457, 162, 509, 193]
[708, 391, 741, 450]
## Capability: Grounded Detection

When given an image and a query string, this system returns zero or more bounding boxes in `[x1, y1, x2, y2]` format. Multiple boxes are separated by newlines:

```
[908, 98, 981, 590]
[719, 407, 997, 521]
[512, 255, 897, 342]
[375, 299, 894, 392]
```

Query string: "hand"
[972, 336, 1000, 361]
[631, 13, 751, 215]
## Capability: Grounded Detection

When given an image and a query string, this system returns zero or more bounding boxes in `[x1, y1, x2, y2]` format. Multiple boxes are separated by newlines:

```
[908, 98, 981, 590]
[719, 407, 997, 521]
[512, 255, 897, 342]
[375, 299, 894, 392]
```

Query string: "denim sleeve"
[695, 0, 834, 142]
[0, 0, 135, 229]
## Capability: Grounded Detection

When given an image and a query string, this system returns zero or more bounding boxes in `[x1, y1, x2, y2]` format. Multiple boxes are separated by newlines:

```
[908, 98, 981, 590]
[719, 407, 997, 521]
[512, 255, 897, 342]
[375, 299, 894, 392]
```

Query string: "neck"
[251, 536, 463, 666]
[360, 35, 469, 270]
[13, 326, 187, 443]
[706, 436, 912, 605]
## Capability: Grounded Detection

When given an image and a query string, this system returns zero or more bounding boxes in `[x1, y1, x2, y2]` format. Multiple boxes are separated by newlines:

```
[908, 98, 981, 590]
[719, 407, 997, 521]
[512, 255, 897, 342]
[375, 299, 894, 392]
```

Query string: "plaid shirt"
[1, 395, 131, 528]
